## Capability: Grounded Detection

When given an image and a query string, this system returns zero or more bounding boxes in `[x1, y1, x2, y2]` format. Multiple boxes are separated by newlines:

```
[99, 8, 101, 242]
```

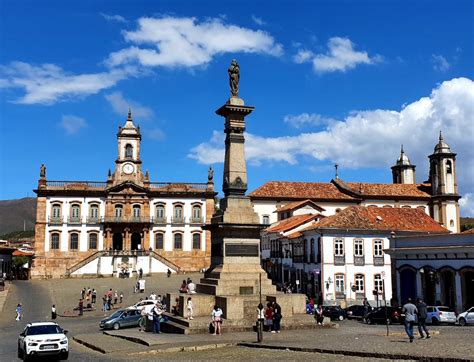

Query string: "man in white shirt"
[187, 280, 196, 294]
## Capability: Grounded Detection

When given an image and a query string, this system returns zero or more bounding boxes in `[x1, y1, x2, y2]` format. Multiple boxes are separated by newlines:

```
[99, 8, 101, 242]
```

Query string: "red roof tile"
[342, 182, 431, 198]
[462, 228, 474, 234]
[306, 206, 449, 233]
[276, 199, 326, 213]
[249, 181, 356, 200]
[265, 214, 320, 233]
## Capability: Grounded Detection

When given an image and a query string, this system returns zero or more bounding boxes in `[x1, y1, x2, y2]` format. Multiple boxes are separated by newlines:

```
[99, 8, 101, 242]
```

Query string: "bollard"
[256, 320, 263, 342]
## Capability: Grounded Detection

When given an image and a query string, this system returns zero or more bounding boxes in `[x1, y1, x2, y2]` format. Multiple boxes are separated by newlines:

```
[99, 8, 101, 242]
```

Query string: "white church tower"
[428, 132, 460, 233]
[391, 145, 416, 184]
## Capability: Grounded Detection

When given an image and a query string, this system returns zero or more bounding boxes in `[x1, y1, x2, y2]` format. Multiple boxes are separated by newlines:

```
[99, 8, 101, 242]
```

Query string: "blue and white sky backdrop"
[1, 0, 473, 215]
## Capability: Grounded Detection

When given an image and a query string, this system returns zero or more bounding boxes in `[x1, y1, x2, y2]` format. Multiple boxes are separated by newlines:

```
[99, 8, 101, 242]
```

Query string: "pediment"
[106, 181, 147, 194]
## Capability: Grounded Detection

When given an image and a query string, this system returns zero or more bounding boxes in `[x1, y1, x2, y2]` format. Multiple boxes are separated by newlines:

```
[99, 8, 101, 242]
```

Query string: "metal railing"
[86, 217, 101, 224]
[103, 216, 153, 223]
[149, 182, 208, 190]
[334, 255, 345, 266]
[45, 180, 107, 189]
[374, 256, 385, 266]
[153, 217, 167, 225]
[354, 256, 365, 266]
[67, 217, 82, 224]
[189, 217, 204, 224]
[171, 216, 185, 224]
[48, 217, 63, 225]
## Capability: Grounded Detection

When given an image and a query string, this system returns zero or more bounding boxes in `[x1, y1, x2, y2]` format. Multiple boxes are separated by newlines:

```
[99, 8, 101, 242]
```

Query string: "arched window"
[374, 274, 383, 293]
[401, 205, 411, 208]
[70, 233, 79, 250]
[192, 205, 202, 222]
[155, 233, 164, 250]
[115, 205, 123, 218]
[354, 239, 364, 257]
[335, 274, 345, 296]
[125, 144, 133, 158]
[192, 233, 201, 250]
[89, 233, 98, 249]
[52, 204, 61, 219]
[450, 219, 454, 227]
[262, 215, 270, 225]
[89, 204, 99, 221]
[51, 233, 60, 250]
[446, 160, 452, 174]
[173, 204, 183, 223]
[155, 204, 165, 222]
[174, 233, 182, 249]
[383, 205, 393, 208]
[133, 205, 141, 218]
[355, 274, 365, 293]
[373, 240, 383, 257]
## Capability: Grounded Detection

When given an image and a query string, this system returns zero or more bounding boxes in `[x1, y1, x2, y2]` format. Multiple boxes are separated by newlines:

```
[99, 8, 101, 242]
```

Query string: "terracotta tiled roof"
[265, 214, 320, 233]
[13, 250, 34, 256]
[249, 181, 356, 200]
[276, 199, 326, 213]
[342, 182, 431, 198]
[306, 206, 449, 233]
[462, 228, 474, 234]
[286, 231, 302, 239]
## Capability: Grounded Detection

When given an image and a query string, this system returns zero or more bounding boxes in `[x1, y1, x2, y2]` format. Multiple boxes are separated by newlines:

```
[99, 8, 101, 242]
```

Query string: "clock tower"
[112, 109, 144, 185]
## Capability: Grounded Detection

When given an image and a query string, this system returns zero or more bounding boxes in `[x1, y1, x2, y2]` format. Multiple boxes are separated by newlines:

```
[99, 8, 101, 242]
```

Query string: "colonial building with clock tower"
[32, 111, 216, 279]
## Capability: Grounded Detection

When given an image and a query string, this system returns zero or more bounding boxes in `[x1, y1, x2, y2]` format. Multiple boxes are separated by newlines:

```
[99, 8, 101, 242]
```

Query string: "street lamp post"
[381, 271, 389, 336]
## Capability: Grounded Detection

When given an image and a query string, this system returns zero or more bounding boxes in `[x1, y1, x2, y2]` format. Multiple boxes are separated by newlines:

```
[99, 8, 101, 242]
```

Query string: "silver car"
[457, 307, 474, 326]
[99, 308, 142, 330]
[426, 306, 456, 325]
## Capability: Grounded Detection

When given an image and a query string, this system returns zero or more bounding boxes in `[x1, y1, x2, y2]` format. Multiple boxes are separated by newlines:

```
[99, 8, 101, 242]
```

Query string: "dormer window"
[125, 144, 133, 158]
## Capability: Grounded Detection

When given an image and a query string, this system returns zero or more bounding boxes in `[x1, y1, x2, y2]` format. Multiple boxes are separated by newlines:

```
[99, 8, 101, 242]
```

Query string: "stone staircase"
[64, 251, 106, 277]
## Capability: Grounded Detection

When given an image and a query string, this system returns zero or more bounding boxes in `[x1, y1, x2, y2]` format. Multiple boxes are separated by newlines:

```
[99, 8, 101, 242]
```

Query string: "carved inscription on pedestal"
[225, 243, 259, 257]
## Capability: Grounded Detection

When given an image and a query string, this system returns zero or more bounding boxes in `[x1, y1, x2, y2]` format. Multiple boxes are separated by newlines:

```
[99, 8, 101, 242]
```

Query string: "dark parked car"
[345, 305, 372, 320]
[99, 308, 142, 330]
[323, 305, 347, 321]
[365, 306, 405, 325]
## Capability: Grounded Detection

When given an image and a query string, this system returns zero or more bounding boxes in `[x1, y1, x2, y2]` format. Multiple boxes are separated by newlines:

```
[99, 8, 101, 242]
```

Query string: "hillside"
[0, 197, 36, 235]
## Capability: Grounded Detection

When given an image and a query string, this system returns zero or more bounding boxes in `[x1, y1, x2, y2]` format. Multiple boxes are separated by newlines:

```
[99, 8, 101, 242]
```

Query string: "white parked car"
[18, 322, 69, 360]
[426, 306, 456, 325]
[129, 299, 157, 313]
[457, 307, 474, 326]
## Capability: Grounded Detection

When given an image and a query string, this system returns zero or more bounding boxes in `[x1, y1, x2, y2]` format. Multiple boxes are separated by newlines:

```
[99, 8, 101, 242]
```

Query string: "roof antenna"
[335, 164, 339, 180]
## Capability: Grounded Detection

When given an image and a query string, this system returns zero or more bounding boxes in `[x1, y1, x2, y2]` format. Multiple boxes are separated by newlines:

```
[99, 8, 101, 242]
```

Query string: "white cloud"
[105, 91, 154, 119]
[59, 115, 87, 135]
[0, 61, 132, 105]
[100, 13, 127, 23]
[283, 113, 336, 128]
[189, 77, 474, 215]
[460, 193, 474, 217]
[294, 37, 382, 73]
[251, 15, 266, 26]
[432, 54, 450, 72]
[147, 128, 165, 141]
[106, 16, 283, 68]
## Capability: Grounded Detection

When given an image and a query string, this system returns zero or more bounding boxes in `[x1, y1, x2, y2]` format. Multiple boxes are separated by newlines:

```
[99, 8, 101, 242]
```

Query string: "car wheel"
[386, 318, 392, 325]
[22, 344, 29, 361]
[17, 343, 23, 359]
[366, 318, 372, 325]
[338, 315, 344, 321]
[113, 322, 120, 330]
[459, 318, 467, 327]
[432, 317, 439, 325]
[60, 351, 69, 360]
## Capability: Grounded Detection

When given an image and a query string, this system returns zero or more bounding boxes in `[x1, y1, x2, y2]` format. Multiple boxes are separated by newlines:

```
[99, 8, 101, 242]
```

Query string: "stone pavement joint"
[73, 332, 144, 354]
[237, 342, 471, 362]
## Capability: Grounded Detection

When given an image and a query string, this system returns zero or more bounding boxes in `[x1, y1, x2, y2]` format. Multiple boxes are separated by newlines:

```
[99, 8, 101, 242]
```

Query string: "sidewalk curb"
[237, 342, 472, 362]
[103, 330, 151, 346]
[72, 336, 107, 354]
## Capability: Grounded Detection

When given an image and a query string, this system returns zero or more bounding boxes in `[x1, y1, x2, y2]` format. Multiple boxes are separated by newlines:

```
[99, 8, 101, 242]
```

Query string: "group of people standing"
[138, 293, 167, 334]
[260, 301, 282, 333]
[179, 278, 196, 294]
[101, 288, 124, 312]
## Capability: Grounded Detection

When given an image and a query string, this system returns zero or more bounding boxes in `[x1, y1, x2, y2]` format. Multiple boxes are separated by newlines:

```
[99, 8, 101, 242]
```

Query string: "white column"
[416, 271, 422, 299]
[455, 271, 463, 312]
[435, 280, 441, 305]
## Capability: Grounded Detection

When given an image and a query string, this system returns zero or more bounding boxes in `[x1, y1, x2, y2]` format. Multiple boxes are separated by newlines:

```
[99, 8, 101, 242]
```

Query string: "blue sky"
[1, 0, 473, 214]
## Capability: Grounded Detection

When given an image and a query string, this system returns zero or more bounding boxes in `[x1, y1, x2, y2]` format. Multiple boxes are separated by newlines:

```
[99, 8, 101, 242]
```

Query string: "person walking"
[114, 291, 118, 305]
[92, 289, 97, 304]
[78, 299, 84, 316]
[138, 308, 147, 332]
[15, 303, 23, 321]
[402, 298, 418, 343]
[212, 305, 223, 335]
[139, 268, 143, 279]
[186, 297, 194, 320]
[102, 295, 107, 312]
[51, 305, 57, 320]
[167, 268, 171, 278]
[120, 291, 124, 304]
[152, 304, 163, 334]
[272, 301, 282, 333]
[264, 302, 273, 332]
[416, 298, 430, 339]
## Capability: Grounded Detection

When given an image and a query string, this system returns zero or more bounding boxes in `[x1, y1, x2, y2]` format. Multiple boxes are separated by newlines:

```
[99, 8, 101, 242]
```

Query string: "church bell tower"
[391, 145, 416, 184]
[112, 109, 144, 185]
[428, 132, 460, 232]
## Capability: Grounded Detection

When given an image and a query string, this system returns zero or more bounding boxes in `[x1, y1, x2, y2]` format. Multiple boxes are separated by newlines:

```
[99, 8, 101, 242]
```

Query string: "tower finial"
[335, 164, 339, 180]
[439, 130, 443, 141]
[128, 108, 132, 120]
[400, 144, 404, 154]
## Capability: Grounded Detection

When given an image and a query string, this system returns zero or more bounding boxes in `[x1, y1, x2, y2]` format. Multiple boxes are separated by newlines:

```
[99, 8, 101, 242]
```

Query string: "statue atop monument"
[208, 166, 214, 182]
[228, 59, 240, 97]
[40, 164, 46, 178]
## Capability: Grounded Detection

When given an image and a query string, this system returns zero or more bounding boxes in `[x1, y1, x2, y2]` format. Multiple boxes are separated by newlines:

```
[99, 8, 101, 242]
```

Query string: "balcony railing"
[48, 217, 63, 225]
[374, 256, 385, 266]
[171, 216, 185, 224]
[354, 256, 365, 266]
[45, 180, 107, 189]
[189, 217, 204, 224]
[149, 182, 208, 190]
[153, 217, 167, 225]
[335, 292, 345, 300]
[334, 255, 345, 266]
[86, 217, 101, 224]
[67, 217, 82, 224]
[103, 216, 153, 223]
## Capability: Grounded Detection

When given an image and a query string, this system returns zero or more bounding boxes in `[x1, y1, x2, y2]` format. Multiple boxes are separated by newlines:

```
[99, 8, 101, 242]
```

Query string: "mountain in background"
[0, 197, 36, 235]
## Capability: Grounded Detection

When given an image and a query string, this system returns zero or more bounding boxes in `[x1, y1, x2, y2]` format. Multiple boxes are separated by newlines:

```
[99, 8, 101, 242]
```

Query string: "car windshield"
[26, 325, 62, 335]
[437, 307, 452, 312]
[109, 310, 124, 319]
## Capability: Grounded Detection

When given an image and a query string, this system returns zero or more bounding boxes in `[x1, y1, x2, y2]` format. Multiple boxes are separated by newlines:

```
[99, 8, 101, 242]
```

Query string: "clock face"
[122, 163, 135, 175]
